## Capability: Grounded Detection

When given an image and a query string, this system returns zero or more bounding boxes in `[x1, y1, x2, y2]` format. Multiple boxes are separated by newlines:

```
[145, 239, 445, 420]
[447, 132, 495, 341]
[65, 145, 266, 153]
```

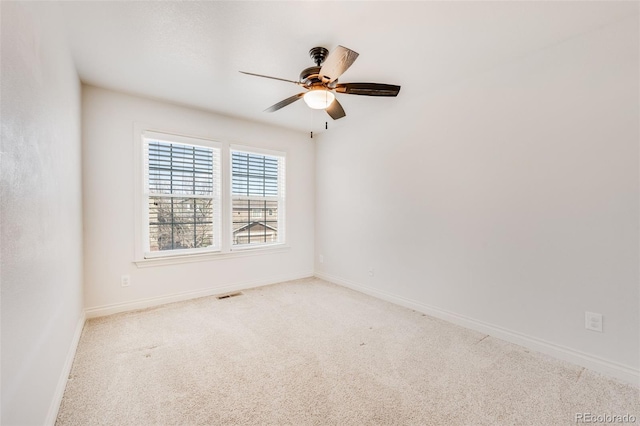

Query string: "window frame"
[133, 125, 288, 266]
[139, 130, 222, 259]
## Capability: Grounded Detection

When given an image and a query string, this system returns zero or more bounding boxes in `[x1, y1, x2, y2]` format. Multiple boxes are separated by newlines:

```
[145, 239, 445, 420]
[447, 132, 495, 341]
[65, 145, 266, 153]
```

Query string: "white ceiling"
[59, 1, 636, 134]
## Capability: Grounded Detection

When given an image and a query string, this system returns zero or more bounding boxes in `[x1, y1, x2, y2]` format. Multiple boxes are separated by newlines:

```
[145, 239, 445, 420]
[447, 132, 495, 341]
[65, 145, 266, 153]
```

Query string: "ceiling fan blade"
[326, 99, 346, 120]
[319, 46, 359, 83]
[335, 83, 401, 97]
[264, 93, 305, 112]
[240, 71, 301, 85]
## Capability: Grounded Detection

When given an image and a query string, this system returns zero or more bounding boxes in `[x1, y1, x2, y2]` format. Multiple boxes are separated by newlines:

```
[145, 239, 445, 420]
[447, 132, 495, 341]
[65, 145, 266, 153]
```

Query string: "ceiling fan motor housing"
[299, 66, 322, 85]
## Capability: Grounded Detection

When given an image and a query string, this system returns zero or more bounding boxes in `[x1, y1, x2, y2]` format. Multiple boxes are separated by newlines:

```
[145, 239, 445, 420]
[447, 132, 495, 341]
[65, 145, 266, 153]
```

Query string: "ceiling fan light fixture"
[303, 89, 335, 109]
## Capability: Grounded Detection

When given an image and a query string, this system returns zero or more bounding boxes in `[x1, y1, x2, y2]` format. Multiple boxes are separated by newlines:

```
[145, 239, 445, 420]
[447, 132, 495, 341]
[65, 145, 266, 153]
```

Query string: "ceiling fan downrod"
[309, 47, 329, 66]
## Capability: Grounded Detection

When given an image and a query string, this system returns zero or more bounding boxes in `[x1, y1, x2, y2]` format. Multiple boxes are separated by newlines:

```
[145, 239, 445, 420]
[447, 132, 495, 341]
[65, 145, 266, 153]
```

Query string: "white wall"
[82, 86, 314, 313]
[316, 15, 639, 381]
[1, 2, 84, 425]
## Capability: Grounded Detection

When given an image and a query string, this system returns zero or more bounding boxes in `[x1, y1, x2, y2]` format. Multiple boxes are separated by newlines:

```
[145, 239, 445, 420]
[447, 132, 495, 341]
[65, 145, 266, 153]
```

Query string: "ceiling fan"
[240, 45, 401, 120]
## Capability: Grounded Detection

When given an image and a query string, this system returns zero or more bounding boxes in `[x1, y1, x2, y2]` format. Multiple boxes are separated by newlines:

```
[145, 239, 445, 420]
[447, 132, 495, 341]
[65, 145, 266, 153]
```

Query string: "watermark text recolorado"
[576, 413, 636, 423]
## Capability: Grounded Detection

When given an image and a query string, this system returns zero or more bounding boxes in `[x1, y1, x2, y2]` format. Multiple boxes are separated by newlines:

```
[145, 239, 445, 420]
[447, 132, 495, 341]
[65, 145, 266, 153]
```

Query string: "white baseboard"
[315, 271, 640, 387]
[85, 271, 314, 319]
[45, 311, 86, 426]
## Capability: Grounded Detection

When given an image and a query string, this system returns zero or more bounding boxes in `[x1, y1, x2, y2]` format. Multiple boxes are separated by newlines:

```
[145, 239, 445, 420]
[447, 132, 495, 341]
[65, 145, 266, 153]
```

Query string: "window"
[231, 149, 285, 247]
[137, 129, 286, 261]
[142, 132, 221, 257]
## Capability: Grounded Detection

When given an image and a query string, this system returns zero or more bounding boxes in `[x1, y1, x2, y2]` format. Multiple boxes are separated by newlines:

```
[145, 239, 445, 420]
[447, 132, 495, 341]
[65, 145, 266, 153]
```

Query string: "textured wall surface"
[316, 15, 639, 373]
[1, 2, 84, 424]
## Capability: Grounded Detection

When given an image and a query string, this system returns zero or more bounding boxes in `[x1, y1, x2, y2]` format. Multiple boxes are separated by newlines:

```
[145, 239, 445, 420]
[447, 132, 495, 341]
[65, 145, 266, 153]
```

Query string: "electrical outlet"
[121, 275, 131, 287]
[319, 255, 324, 264]
[585, 311, 602, 332]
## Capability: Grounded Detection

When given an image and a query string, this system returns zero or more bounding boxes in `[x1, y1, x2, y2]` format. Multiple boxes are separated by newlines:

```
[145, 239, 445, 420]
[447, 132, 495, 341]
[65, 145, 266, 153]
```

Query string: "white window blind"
[143, 136, 221, 256]
[231, 149, 285, 247]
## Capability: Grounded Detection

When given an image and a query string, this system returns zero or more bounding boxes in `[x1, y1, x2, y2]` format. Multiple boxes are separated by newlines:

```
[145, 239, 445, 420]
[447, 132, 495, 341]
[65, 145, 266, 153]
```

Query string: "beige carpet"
[57, 277, 639, 425]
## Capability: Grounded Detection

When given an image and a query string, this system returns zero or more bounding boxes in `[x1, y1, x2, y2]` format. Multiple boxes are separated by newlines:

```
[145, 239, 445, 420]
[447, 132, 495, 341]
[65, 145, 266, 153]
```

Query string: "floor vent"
[217, 292, 243, 300]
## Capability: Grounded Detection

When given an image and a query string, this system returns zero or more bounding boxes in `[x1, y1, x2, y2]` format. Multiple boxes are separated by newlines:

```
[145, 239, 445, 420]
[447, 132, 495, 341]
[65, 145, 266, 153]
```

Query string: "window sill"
[134, 244, 291, 268]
